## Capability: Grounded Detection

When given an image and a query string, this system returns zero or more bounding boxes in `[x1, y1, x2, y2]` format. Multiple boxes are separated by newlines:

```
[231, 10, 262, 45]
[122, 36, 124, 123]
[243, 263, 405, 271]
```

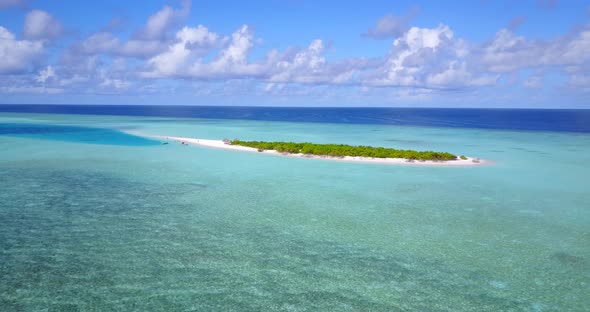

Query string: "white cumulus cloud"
[146, 25, 224, 77]
[35, 65, 55, 83]
[136, 1, 190, 40]
[364, 24, 497, 89]
[203, 25, 257, 75]
[0, 26, 44, 73]
[23, 10, 63, 40]
[100, 78, 131, 90]
[4, 0, 590, 102]
[74, 32, 167, 58]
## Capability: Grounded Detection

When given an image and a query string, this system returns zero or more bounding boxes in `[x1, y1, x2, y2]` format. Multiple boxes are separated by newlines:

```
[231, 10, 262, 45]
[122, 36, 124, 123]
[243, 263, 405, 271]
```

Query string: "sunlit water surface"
[0, 113, 589, 311]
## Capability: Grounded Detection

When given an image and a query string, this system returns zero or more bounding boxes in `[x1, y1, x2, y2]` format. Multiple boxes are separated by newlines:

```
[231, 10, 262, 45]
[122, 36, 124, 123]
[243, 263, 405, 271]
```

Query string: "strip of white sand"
[129, 131, 486, 166]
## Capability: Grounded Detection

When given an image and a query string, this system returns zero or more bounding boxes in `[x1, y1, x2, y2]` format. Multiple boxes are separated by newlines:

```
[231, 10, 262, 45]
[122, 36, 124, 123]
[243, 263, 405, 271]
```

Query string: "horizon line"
[0, 104, 588, 110]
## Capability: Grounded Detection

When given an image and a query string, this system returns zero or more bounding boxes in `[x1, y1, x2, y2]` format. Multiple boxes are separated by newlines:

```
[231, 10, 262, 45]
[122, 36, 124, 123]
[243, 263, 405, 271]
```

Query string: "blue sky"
[0, 0, 589, 107]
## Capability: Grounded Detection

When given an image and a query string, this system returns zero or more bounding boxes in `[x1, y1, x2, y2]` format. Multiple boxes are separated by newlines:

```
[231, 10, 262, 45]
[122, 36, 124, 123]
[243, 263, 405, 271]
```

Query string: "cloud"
[100, 78, 131, 90]
[75, 32, 118, 54]
[364, 24, 495, 89]
[268, 40, 326, 82]
[135, 1, 191, 40]
[69, 2, 193, 59]
[560, 26, 590, 64]
[35, 65, 55, 83]
[144, 24, 261, 79]
[266, 40, 369, 84]
[363, 8, 418, 39]
[73, 32, 167, 58]
[58, 52, 100, 77]
[426, 61, 498, 88]
[0, 26, 44, 73]
[0, 86, 64, 94]
[56, 35, 151, 94]
[144, 25, 367, 84]
[144, 22, 499, 90]
[3, 0, 590, 104]
[58, 74, 87, 86]
[567, 74, 590, 93]
[23, 10, 63, 40]
[144, 25, 225, 77]
[479, 29, 535, 72]
[480, 24, 590, 73]
[201, 25, 259, 75]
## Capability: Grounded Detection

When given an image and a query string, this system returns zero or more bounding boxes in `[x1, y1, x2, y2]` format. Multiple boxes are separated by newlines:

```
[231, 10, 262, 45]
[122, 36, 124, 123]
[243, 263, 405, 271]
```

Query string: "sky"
[0, 0, 589, 108]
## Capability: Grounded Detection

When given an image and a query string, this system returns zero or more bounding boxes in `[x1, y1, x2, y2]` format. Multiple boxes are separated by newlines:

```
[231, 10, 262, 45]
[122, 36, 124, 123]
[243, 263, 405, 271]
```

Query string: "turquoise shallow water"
[0, 113, 589, 311]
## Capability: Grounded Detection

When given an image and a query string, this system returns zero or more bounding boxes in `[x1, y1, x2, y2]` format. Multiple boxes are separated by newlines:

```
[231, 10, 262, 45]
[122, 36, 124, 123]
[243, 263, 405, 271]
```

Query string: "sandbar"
[128, 131, 487, 167]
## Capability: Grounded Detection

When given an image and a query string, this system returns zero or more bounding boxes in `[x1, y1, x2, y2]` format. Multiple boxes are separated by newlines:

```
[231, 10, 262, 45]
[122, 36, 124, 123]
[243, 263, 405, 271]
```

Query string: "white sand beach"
[129, 131, 486, 166]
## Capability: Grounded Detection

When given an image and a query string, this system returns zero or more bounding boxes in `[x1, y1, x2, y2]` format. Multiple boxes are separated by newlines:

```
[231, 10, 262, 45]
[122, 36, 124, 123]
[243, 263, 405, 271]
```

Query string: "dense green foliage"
[231, 140, 458, 161]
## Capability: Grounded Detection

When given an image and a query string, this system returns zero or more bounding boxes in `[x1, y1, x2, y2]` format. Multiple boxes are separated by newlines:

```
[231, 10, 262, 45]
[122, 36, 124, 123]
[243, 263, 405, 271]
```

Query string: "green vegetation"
[460, 155, 467, 160]
[231, 140, 458, 161]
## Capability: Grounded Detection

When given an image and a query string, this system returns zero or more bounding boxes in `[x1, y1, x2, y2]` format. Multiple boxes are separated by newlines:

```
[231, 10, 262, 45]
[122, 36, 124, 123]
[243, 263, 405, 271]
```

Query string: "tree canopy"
[231, 140, 458, 161]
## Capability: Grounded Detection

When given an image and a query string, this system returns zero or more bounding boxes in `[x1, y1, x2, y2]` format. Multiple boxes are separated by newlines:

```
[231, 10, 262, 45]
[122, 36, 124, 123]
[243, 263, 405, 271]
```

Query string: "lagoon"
[0, 108, 589, 310]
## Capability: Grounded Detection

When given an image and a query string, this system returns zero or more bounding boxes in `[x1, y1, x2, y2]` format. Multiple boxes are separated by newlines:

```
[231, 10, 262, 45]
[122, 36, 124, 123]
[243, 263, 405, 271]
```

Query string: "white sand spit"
[127, 131, 487, 167]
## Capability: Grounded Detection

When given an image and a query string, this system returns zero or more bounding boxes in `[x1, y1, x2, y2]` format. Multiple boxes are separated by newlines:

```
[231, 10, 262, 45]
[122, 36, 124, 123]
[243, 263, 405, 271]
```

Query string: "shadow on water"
[550, 252, 587, 269]
[0, 123, 159, 146]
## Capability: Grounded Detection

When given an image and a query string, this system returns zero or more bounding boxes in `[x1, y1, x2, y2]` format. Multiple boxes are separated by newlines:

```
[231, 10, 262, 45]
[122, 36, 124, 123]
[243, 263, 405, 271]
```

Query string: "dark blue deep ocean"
[1, 104, 589, 133]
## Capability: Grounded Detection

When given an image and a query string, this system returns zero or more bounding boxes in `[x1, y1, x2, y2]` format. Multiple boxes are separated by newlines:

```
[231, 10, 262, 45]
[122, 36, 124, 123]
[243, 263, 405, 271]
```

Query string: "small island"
[231, 140, 459, 161]
[125, 131, 484, 166]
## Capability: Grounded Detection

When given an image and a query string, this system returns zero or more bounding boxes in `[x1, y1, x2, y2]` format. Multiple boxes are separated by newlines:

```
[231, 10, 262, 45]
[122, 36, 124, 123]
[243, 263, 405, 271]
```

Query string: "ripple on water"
[0, 166, 553, 311]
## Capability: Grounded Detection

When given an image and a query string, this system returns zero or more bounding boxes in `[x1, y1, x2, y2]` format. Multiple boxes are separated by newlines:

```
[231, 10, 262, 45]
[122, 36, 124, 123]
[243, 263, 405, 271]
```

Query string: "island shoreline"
[127, 131, 488, 167]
